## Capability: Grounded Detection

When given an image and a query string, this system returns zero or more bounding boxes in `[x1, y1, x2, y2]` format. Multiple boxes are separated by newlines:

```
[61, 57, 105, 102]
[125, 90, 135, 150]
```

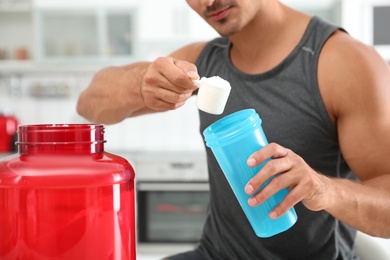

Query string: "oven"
[133, 152, 209, 255]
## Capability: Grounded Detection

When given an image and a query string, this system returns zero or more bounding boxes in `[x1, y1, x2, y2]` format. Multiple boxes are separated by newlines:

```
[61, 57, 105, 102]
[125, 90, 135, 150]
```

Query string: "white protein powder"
[196, 76, 231, 115]
[200, 76, 231, 89]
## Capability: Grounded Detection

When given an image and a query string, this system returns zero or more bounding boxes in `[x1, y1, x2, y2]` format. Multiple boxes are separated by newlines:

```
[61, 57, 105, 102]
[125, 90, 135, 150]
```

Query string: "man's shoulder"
[168, 37, 228, 64]
[318, 30, 390, 120]
[322, 30, 382, 70]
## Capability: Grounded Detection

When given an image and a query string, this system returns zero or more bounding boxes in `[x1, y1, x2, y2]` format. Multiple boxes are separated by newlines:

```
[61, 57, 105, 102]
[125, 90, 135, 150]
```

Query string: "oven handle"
[137, 182, 209, 191]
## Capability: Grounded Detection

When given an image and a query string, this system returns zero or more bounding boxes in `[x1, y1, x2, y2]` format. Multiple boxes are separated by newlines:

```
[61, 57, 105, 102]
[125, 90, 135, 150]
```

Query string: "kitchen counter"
[137, 253, 166, 260]
[0, 60, 103, 74]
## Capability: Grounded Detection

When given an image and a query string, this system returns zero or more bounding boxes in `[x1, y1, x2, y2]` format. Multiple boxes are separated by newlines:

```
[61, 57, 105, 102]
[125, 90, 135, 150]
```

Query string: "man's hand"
[141, 57, 200, 111]
[244, 142, 331, 219]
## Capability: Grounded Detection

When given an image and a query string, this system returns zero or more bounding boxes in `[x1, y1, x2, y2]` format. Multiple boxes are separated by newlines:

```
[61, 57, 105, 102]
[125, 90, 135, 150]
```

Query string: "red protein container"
[0, 124, 136, 260]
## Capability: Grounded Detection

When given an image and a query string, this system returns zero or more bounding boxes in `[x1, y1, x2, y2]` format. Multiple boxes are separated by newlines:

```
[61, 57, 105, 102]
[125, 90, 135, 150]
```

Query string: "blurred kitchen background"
[1, 0, 390, 259]
[1, 0, 390, 152]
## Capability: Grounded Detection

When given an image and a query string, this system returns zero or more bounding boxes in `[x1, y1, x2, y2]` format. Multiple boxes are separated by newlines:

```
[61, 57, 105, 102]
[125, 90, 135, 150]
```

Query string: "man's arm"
[76, 62, 149, 124]
[244, 31, 390, 238]
[76, 42, 207, 124]
[317, 31, 390, 237]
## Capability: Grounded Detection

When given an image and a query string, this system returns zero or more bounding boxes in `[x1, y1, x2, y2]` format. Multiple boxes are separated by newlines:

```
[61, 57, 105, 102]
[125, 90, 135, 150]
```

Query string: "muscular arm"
[76, 42, 207, 124]
[76, 62, 149, 124]
[317, 31, 390, 237]
[245, 31, 390, 238]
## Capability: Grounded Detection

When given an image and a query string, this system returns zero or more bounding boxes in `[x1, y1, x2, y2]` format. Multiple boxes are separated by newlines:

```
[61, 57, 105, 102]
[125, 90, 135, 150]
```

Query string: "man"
[77, 0, 390, 259]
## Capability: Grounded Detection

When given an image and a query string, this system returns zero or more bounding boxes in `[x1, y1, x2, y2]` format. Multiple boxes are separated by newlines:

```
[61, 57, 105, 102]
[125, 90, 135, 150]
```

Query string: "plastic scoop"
[193, 76, 231, 115]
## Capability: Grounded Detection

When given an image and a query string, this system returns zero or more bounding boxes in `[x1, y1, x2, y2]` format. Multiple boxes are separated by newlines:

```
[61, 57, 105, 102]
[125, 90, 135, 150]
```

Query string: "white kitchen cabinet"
[0, 0, 32, 61]
[0, 0, 218, 63]
[34, 7, 137, 62]
[1, 0, 346, 64]
[0, 0, 31, 12]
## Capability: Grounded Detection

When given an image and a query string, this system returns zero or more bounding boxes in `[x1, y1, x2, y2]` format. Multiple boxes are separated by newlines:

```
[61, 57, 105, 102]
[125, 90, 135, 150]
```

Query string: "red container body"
[0, 114, 18, 152]
[0, 124, 136, 260]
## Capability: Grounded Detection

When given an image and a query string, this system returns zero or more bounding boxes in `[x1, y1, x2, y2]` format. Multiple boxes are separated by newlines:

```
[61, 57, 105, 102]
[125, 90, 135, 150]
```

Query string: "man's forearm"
[77, 62, 150, 124]
[323, 175, 390, 238]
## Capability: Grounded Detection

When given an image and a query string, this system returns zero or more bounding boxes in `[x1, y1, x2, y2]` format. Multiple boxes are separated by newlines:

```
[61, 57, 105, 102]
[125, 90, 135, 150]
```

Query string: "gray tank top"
[196, 16, 357, 260]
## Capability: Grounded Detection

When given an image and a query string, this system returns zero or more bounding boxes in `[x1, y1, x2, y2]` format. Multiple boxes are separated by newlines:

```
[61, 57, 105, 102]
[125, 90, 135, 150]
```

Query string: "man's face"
[186, 0, 262, 37]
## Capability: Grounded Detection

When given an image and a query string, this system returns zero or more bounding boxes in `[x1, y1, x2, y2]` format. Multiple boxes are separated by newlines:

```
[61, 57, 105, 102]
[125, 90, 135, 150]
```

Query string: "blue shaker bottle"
[203, 109, 297, 237]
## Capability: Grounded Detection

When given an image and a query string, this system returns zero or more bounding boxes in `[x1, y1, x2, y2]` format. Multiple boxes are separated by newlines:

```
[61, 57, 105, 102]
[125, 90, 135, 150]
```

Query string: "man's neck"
[229, 5, 311, 74]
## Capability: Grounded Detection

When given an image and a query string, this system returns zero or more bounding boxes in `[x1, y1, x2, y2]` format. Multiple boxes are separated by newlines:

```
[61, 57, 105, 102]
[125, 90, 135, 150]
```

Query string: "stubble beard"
[215, 19, 241, 37]
[205, 0, 239, 37]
